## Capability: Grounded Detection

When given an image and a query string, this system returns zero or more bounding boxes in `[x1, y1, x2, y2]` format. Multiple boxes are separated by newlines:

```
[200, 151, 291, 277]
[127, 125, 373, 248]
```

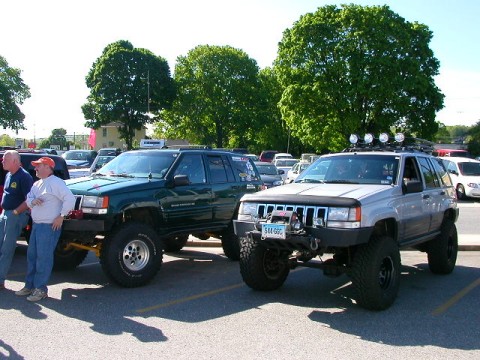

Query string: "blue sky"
[1, 0, 479, 139]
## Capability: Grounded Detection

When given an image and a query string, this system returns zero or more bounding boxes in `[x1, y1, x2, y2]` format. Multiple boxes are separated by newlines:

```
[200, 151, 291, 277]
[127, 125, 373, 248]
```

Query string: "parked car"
[259, 150, 278, 163]
[273, 158, 299, 181]
[56, 148, 264, 287]
[62, 150, 98, 168]
[244, 154, 259, 162]
[284, 161, 311, 184]
[441, 157, 480, 199]
[254, 161, 284, 188]
[432, 149, 470, 158]
[0, 151, 69, 243]
[272, 152, 293, 162]
[234, 132, 459, 310]
[89, 155, 117, 174]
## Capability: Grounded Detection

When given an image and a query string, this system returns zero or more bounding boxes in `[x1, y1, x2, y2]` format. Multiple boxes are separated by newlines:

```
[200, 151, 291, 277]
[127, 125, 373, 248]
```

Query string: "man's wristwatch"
[13, 209, 18, 215]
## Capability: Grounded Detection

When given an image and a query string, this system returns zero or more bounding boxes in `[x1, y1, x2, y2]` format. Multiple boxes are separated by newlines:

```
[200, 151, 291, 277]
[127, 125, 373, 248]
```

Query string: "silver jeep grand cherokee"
[234, 133, 459, 310]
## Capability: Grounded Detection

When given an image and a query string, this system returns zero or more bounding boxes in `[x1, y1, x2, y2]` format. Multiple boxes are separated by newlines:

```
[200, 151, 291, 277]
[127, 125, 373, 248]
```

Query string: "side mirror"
[173, 174, 190, 186]
[278, 169, 285, 175]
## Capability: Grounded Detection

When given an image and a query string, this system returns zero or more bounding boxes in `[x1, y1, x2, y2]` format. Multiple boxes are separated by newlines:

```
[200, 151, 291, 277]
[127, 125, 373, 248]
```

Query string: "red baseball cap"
[31, 156, 55, 168]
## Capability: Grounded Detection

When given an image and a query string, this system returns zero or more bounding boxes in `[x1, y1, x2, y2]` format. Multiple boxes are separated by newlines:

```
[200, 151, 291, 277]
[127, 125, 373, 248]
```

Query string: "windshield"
[296, 155, 399, 185]
[97, 151, 176, 178]
[256, 164, 279, 175]
[63, 151, 95, 161]
[275, 159, 298, 167]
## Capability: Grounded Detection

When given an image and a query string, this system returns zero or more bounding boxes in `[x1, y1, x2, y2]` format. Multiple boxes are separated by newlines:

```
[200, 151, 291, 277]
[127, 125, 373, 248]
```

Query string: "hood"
[242, 182, 391, 202]
[65, 175, 161, 195]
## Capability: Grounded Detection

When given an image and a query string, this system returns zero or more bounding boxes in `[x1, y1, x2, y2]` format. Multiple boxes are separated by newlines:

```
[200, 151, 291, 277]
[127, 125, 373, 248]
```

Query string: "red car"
[259, 150, 278, 163]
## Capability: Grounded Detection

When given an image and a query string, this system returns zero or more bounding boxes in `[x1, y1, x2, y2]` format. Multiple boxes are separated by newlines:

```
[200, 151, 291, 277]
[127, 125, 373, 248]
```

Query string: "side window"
[430, 157, 452, 186]
[403, 157, 420, 182]
[230, 156, 260, 182]
[174, 154, 206, 184]
[417, 157, 438, 188]
[207, 155, 228, 183]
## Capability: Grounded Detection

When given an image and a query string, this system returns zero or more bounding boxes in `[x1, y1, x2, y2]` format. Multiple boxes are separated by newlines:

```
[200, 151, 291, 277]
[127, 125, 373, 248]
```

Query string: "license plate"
[261, 223, 286, 239]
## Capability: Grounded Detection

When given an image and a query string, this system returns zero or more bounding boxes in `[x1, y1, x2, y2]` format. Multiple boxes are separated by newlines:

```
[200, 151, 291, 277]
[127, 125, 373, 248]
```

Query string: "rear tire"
[100, 222, 163, 287]
[221, 224, 240, 260]
[350, 236, 401, 310]
[240, 236, 290, 291]
[427, 219, 458, 274]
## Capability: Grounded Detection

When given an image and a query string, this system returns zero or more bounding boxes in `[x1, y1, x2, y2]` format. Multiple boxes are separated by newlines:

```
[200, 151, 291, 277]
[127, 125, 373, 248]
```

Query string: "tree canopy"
[157, 45, 263, 148]
[0, 55, 30, 132]
[274, 4, 444, 152]
[82, 40, 175, 149]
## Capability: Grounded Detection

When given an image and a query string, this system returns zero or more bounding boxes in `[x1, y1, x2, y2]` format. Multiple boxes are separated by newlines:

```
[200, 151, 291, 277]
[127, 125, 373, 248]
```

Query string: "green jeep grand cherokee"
[60, 148, 263, 287]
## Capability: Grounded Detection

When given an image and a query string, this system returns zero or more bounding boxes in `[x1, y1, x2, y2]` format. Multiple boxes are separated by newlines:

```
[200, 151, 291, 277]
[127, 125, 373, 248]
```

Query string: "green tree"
[38, 128, 69, 149]
[0, 133, 16, 147]
[158, 45, 263, 148]
[468, 120, 480, 156]
[82, 40, 175, 150]
[274, 4, 444, 152]
[0, 55, 31, 132]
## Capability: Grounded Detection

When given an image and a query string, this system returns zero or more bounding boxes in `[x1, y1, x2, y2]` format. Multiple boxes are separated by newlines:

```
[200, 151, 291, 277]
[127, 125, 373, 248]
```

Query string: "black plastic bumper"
[63, 219, 108, 232]
[233, 220, 373, 249]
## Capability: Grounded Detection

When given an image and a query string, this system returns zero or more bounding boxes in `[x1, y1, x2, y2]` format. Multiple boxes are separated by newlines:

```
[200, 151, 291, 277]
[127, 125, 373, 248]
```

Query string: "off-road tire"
[239, 236, 289, 291]
[351, 236, 401, 311]
[163, 235, 189, 252]
[427, 219, 458, 274]
[100, 222, 163, 287]
[221, 224, 240, 260]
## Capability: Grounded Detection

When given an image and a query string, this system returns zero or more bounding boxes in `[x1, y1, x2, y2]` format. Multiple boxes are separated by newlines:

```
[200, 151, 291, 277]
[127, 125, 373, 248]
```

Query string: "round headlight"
[349, 134, 359, 144]
[379, 133, 389, 143]
[364, 133, 374, 144]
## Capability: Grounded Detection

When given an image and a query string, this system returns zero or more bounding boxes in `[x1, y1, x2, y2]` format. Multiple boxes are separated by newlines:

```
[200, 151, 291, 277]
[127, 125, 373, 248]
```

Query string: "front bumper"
[233, 220, 373, 250]
[63, 218, 112, 232]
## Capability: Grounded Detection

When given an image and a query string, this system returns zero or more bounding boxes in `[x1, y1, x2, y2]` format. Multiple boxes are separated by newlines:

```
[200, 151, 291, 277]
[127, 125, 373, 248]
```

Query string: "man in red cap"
[15, 156, 75, 302]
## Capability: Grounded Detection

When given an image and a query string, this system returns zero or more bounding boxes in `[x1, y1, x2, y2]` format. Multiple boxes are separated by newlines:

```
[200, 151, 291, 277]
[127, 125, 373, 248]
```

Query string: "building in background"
[88, 122, 147, 151]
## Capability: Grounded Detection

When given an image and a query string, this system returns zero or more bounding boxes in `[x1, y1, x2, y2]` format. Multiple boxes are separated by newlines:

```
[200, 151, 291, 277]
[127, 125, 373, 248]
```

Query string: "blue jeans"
[24, 223, 61, 292]
[0, 210, 29, 284]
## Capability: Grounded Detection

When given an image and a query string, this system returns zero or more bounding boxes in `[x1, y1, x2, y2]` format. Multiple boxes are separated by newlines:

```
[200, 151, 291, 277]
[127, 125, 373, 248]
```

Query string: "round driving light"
[395, 133, 405, 143]
[349, 134, 359, 144]
[364, 133, 374, 144]
[379, 133, 389, 143]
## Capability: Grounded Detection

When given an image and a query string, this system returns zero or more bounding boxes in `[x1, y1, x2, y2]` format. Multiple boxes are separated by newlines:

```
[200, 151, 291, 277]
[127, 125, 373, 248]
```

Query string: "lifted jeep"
[234, 133, 459, 310]
[58, 148, 262, 287]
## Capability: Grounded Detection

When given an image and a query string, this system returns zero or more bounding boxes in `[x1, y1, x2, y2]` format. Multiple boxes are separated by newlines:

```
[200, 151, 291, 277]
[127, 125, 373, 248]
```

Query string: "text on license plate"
[261, 223, 286, 239]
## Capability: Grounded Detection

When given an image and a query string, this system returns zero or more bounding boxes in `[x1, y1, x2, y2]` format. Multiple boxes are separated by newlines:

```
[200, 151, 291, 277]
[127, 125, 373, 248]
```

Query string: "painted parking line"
[431, 277, 480, 316]
[136, 282, 245, 314]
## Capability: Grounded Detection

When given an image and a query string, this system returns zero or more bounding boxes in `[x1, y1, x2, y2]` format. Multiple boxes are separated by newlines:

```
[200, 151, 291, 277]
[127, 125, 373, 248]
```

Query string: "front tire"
[100, 222, 163, 287]
[427, 219, 458, 274]
[239, 236, 290, 291]
[350, 236, 401, 311]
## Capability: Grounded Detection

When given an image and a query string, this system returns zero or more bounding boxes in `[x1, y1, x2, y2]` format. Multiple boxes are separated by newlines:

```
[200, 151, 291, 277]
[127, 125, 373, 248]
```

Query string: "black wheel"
[427, 219, 458, 274]
[163, 235, 189, 252]
[100, 222, 163, 287]
[456, 184, 466, 200]
[53, 243, 89, 271]
[350, 236, 401, 311]
[239, 236, 290, 291]
[220, 224, 240, 261]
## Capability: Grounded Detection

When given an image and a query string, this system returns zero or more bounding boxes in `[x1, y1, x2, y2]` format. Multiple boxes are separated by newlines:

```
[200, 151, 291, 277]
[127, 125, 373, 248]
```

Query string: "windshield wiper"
[297, 179, 325, 183]
[109, 173, 134, 178]
[324, 179, 359, 184]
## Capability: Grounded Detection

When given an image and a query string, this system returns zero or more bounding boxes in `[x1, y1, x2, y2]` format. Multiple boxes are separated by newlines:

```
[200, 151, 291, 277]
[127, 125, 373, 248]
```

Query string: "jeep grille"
[255, 203, 327, 227]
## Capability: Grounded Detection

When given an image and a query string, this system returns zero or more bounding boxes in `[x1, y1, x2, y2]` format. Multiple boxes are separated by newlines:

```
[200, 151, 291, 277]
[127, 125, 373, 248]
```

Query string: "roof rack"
[344, 133, 434, 154]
